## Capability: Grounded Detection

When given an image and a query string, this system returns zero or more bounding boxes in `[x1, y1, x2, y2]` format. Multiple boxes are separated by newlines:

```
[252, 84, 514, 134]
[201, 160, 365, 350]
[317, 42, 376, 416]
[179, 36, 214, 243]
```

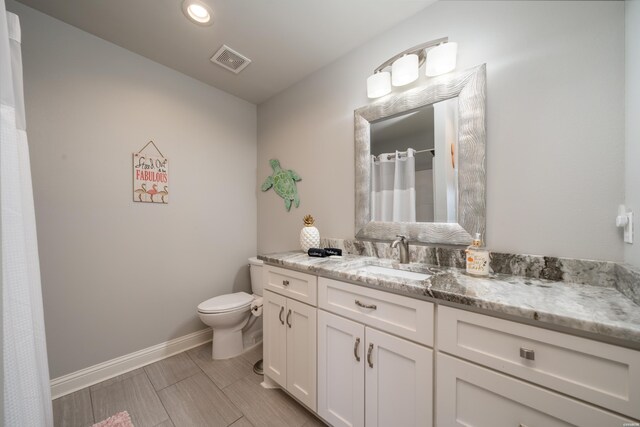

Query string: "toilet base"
[211, 329, 244, 359]
[210, 316, 263, 360]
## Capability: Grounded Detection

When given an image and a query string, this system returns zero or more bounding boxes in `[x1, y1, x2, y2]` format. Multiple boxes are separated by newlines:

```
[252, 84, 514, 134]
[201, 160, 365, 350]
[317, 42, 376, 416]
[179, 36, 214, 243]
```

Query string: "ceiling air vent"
[211, 45, 251, 74]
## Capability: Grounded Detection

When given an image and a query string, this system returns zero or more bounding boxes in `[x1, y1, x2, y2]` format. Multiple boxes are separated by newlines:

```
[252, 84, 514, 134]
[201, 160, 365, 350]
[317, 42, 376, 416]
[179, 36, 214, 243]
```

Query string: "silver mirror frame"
[355, 64, 486, 245]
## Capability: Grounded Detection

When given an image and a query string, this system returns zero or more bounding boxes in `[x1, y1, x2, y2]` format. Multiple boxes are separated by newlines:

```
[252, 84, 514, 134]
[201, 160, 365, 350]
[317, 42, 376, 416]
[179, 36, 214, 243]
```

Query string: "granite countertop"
[259, 251, 640, 348]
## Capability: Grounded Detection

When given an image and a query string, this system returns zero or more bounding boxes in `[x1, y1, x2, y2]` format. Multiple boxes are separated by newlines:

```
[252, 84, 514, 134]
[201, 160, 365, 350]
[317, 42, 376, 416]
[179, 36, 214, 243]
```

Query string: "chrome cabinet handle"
[278, 307, 284, 325]
[367, 343, 374, 368]
[354, 338, 361, 362]
[286, 309, 292, 328]
[282, 280, 290, 286]
[519, 424, 529, 427]
[355, 300, 377, 310]
[520, 347, 535, 361]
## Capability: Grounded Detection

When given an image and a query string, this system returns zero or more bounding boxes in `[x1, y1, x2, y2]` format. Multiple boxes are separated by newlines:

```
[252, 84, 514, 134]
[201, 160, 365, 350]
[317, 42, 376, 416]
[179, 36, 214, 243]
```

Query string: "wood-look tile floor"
[53, 343, 326, 427]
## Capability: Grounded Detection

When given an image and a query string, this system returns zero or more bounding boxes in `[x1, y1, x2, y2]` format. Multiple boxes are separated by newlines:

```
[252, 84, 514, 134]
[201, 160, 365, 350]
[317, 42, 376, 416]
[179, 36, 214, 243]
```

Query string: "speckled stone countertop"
[259, 251, 640, 348]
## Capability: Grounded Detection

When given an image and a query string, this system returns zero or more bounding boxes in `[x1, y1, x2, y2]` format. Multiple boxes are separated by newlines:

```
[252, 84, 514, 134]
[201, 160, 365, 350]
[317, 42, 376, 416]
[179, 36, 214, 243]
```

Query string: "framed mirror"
[355, 64, 486, 245]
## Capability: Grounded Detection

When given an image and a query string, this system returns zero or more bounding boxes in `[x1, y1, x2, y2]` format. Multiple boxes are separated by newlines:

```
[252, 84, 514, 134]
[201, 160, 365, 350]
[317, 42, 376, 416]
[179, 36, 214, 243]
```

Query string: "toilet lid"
[198, 292, 253, 314]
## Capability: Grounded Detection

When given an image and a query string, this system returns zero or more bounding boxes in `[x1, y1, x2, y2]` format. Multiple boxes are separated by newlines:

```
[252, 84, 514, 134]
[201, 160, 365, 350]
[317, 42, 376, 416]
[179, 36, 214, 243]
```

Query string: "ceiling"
[15, 0, 435, 104]
[371, 107, 434, 144]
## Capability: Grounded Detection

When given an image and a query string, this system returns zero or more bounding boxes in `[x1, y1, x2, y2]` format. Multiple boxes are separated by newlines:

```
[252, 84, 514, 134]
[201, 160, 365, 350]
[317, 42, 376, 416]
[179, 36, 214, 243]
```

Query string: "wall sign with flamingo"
[133, 141, 169, 204]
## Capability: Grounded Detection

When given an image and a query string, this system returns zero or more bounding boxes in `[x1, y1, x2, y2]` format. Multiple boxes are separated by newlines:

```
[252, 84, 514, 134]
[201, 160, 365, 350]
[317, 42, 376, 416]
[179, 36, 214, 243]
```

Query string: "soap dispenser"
[466, 233, 490, 276]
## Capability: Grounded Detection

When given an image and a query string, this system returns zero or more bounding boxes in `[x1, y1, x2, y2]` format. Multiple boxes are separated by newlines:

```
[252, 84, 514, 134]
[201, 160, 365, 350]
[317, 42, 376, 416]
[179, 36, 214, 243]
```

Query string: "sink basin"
[359, 265, 431, 281]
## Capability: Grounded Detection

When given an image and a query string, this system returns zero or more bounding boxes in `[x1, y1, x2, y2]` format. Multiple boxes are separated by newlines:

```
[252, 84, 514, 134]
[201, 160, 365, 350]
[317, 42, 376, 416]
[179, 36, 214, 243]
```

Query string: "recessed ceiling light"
[182, 0, 213, 26]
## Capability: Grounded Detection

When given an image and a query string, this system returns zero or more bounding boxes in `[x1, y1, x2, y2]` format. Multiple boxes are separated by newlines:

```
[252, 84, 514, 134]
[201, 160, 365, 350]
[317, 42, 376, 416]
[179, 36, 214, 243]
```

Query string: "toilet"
[197, 257, 264, 359]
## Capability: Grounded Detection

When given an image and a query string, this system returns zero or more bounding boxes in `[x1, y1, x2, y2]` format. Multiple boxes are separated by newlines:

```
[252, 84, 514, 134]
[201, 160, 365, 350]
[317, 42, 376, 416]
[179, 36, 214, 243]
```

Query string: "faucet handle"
[396, 234, 408, 241]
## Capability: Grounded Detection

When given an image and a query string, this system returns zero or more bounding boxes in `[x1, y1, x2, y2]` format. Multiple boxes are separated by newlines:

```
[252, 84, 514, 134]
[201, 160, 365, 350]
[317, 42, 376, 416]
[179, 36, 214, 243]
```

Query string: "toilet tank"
[248, 257, 264, 296]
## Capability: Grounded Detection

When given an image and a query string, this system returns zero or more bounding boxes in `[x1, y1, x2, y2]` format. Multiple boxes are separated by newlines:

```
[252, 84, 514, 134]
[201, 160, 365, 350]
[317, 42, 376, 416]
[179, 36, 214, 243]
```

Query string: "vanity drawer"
[264, 265, 317, 305]
[436, 353, 634, 426]
[318, 277, 433, 346]
[437, 305, 640, 419]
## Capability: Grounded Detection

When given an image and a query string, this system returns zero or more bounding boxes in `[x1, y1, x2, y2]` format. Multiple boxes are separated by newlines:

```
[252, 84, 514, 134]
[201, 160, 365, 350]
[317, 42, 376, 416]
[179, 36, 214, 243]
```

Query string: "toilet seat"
[197, 292, 253, 314]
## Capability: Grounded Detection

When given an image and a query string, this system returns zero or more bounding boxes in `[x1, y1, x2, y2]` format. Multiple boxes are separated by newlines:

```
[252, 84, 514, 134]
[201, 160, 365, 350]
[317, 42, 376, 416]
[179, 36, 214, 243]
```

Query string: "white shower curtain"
[1, 3, 53, 426]
[371, 149, 416, 222]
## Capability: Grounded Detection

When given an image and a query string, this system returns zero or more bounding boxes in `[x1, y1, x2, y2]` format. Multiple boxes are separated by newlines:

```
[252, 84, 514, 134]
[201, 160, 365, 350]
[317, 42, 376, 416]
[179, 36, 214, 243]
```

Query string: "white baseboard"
[50, 328, 212, 399]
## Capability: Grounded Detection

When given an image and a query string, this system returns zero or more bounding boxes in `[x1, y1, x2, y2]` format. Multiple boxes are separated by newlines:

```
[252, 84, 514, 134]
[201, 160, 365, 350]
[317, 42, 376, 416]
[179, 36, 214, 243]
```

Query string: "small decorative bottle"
[466, 233, 490, 276]
[300, 214, 320, 252]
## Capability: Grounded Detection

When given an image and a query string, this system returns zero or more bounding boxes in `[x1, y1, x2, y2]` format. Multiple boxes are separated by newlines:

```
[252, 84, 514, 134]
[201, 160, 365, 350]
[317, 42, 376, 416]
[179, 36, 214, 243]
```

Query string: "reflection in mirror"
[355, 64, 486, 245]
[370, 98, 458, 223]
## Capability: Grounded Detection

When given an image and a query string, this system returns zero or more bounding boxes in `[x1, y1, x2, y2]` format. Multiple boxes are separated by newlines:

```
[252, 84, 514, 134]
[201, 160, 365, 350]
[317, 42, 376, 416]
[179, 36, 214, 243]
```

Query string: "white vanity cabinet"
[264, 265, 317, 305]
[263, 290, 287, 386]
[261, 263, 640, 426]
[262, 265, 318, 411]
[317, 277, 433, 346]
[317, 278, 434, 427]
[317, 311, 365, 427]
[437, 306, 640, 420]
[436, 306, 640, 425]
[436, 353, 633, 426]
[364, 327, 432, 427]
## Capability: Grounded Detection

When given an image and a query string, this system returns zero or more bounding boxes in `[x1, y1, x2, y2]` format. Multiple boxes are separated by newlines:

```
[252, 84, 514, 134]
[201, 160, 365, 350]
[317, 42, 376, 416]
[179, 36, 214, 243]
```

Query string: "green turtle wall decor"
[261, 159, 301, 211]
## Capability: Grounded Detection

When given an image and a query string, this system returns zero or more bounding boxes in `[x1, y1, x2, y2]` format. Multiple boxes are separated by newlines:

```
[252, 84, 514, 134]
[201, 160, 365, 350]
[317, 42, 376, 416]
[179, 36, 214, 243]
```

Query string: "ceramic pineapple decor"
[300, 214, 320, 252]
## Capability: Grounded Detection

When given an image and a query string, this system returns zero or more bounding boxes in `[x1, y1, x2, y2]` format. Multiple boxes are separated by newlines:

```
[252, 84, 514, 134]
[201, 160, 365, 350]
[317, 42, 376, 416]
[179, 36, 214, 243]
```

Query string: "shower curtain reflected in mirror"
[370, 149, 417, 222]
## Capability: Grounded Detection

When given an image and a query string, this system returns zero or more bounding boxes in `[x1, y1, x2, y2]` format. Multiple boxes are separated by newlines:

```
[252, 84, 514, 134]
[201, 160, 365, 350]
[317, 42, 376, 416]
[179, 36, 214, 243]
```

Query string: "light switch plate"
[624, 212, 633, 244]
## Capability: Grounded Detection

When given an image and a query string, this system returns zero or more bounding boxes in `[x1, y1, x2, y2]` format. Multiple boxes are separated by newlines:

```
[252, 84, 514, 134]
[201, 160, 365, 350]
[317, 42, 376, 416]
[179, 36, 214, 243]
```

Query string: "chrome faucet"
[391, 235, 410, 264]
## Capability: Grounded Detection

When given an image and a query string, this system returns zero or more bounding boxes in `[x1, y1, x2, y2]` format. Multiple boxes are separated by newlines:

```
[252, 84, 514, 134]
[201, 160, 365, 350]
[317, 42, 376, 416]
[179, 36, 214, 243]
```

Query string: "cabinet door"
[436, 353, 634, 427]
[318, 310, 365, 427]
[286, 298, 317, 411]
[263, 290, 287, 387]
[365, 328, 432, 427]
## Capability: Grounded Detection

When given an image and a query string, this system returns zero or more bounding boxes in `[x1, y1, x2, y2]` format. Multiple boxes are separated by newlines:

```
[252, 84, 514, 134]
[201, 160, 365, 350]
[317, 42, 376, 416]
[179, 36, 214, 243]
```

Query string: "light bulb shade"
[391, 54, 419, 87]
[188, 4, 209, 21]
[426, 42, 457, 77]
[182, 0, 213, 25]
[367, 71, 391, 98]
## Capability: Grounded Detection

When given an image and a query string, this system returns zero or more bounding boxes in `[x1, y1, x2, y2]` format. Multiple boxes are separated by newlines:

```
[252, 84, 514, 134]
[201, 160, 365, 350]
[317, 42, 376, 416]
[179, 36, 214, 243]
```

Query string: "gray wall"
[626, 0, 640, 268]
[7, 1, 257, 378]
[257, 1, 625, 261]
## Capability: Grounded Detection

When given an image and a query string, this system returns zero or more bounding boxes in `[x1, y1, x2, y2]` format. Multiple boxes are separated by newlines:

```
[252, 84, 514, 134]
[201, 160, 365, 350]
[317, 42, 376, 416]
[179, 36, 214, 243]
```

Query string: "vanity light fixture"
[367, 71, 391, 98]
[366, 37, 458, 98]
[182, 0, 213, 26]
[426, 42, 458, 77]
[391, 54, 419, 87]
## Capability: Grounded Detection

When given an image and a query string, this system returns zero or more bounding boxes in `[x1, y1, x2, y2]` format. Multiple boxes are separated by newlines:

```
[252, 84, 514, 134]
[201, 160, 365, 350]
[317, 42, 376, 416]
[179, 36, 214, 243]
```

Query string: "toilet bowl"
[197, 257, 264, 360]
